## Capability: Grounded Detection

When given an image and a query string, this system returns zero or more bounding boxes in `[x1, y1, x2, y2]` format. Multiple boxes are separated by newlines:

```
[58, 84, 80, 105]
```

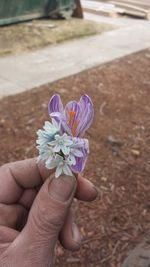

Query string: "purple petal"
[48, 94, 64, 115]
[71, 147, 88, 173]
[76, 95, 94, 137]
[73, 137, 89, 151]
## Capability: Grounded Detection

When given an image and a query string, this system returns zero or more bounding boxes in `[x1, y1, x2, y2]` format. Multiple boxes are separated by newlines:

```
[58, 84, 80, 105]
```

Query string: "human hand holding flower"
[0, 159, 97, 267]
[0, 95, 96, 266]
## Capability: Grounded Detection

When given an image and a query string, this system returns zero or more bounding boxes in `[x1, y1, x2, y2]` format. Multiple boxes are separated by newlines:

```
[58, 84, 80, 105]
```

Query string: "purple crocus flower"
[48, 94, 94, 138]
[47, 94, 93, 174]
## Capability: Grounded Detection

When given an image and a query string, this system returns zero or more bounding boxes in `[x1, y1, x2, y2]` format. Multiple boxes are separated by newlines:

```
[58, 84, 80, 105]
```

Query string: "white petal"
[54, 134, 60, 140]
[63, 164, 73, 176]
[63, 133, 67, 138]
[65, 140, 73, 146]
[55, 165, 63, 178]
[55, 154, 63, 162]
[52, 118, 60, 129]
[62, 146, 70, 155]
[37, 129, 42, 135]
[48, 140, 57, 146]
[46, 158, 57, 169]
[53, 144, 61, 153]
[44, 121, 52, 129]
[68, 155, 76, 165]
[47, 154, 53, 161]
[43, 121, 60, 135]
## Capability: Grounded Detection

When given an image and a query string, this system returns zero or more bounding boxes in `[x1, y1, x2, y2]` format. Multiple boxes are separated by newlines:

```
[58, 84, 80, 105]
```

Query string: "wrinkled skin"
[0, 158, 97, 267]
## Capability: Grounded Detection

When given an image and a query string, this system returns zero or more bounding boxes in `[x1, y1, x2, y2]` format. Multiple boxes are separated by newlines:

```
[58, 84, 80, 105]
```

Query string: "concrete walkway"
[0, 15, 150, 99]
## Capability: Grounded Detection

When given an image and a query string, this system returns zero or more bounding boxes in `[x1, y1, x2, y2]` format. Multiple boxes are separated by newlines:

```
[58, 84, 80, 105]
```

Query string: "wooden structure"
[81, 0, 150, 20]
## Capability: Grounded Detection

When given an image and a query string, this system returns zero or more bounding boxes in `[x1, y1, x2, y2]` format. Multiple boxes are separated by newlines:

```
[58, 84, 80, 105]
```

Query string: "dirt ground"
[0, 18, 113, 56]
[0, 49, 150, 267]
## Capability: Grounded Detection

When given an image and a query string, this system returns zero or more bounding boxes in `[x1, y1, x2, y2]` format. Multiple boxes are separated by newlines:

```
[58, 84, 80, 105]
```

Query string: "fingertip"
[60, 231, 81, 251]
[71, 222, 82, 250]
[76, 174, 98, 202]
[59, 211, 81, 251]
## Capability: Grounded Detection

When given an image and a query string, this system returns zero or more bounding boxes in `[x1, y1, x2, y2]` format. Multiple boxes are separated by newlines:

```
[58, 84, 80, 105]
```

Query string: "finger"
[59, 209, 81, 251]
[18, 188, 37, 210]
[76, 174, 98, 202]
[18, 175, 97, 209]
[0, 158, 52, 204]
[0, 204, 27, 230]
[0, 158, 97, 205]
[12, 175, 76, 263]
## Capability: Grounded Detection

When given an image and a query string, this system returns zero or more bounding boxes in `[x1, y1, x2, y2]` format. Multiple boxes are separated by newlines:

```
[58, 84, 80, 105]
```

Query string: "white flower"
[36, 120, 60, 147]
[49, 133, 73, 155]
[36, 121, 89, 178]
[46, 155, 73, 178]
[37, 145, 54, 162]
[43, 119, 60, 134]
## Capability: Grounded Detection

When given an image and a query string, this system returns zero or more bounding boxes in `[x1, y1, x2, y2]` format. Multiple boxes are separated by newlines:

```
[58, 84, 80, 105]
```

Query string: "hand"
[0, 158, 97, 267]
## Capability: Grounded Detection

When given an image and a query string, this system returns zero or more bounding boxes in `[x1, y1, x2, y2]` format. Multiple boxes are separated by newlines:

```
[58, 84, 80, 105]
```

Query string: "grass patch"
[0, 18, 114, 56]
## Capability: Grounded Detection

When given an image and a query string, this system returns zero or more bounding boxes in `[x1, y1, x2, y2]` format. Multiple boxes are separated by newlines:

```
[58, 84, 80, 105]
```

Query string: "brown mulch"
[0, 49, 150, 267]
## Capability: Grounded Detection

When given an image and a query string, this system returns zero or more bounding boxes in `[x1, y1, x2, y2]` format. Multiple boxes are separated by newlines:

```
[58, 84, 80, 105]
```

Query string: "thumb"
[13, 175, 76, 265]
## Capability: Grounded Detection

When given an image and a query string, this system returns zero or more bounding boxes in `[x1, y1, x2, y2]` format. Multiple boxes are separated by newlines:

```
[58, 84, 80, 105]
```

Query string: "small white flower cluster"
[36, 120, 84, 178]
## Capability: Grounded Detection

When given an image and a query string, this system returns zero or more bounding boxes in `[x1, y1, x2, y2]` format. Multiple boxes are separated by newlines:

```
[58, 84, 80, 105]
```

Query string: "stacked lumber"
[81, 0, 124, 17]
[81, 0, 150, 20]
[109, 0, 150, 20]
[109, 0, 150, 9]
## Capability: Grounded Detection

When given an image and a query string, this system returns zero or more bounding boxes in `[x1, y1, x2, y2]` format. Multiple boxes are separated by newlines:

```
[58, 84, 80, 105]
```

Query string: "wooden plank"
[81, 0, 124, 17]
[97, 0, 150, 7]
[125, 9, 147, 19]
[83, 7, 120, 17]
[109, 1, 150, 20]
[109, 0, 150, 9]
[81, 0, 150, 20]
[109, 1, 150, 13]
